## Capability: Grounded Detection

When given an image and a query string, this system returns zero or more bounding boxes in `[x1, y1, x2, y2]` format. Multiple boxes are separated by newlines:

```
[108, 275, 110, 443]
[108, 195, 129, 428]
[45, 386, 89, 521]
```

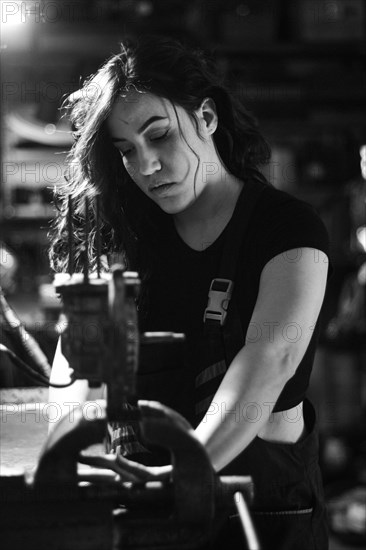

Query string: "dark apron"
[114, 179, 329, 548]
[136, 180, 265, 429]
[207, 399, 329, 550]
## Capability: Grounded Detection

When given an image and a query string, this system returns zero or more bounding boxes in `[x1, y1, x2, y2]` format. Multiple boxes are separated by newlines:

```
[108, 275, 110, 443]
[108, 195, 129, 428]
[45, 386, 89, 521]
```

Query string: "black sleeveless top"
[137, 180, 332, 426]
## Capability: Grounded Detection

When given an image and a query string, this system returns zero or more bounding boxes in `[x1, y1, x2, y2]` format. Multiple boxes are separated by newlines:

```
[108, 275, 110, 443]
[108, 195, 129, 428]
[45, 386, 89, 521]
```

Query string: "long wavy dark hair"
[49, 34, 271, 315]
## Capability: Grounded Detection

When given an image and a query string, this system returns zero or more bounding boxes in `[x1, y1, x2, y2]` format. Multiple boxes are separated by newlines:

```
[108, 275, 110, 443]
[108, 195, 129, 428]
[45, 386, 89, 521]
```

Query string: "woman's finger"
[78, 454, 141, 482]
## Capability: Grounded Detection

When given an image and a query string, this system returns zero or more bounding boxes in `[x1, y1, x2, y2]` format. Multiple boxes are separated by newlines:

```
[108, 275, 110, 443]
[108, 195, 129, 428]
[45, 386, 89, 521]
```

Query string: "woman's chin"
[153, 194, 190, 215]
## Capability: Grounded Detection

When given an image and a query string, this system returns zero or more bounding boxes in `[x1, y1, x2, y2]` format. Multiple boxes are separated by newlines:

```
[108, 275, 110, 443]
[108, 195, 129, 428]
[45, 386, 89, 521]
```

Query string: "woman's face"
[106, 91, 218, 214]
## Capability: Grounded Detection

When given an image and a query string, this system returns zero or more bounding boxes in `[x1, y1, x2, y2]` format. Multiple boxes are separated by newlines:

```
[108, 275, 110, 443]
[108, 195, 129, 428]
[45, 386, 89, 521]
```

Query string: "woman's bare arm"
[195, 247, 329, 471]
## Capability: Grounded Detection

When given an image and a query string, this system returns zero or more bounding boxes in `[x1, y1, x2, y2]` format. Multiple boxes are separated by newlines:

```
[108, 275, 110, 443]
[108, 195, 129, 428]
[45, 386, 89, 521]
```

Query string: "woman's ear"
[197, 97, 218, 136]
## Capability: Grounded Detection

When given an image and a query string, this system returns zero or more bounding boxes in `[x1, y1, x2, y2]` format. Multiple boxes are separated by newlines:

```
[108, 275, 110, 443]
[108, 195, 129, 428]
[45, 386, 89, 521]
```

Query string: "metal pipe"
[96, 195, 101, 278]
[83, 196, 90, 283]
[68, 195, 74, 276]
[234, 491, 260, 550]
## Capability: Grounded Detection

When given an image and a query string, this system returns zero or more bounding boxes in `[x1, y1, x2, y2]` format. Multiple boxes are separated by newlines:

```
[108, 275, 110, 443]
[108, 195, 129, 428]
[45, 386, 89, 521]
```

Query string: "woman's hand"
[79, 453, 173, 483]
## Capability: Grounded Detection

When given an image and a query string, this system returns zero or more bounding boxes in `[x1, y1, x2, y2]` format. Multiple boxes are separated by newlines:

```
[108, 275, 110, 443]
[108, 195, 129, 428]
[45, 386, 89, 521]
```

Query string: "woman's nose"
[139, 149, 162, 176]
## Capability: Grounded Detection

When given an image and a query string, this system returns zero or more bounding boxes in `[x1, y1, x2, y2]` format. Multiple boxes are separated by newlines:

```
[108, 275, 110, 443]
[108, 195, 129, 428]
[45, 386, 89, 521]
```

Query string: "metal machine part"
[1, 399, 255, 549]
[0, 196, 260, 549]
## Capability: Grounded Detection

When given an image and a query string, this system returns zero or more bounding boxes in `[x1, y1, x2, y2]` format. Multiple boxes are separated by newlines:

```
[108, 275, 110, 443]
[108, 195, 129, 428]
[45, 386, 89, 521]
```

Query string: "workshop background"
[0, 1, 365, 548]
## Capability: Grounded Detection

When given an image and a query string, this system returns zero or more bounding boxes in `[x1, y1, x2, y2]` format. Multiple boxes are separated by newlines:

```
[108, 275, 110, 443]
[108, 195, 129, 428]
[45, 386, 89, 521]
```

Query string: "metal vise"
[0, 398, 253, 549]
[0, 196, 259, 549]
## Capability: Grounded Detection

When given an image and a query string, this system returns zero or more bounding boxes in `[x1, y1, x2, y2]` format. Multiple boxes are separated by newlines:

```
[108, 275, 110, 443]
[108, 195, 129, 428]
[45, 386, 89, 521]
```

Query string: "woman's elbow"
[278, 348, 302, 380]
[252, 341, 305, 382]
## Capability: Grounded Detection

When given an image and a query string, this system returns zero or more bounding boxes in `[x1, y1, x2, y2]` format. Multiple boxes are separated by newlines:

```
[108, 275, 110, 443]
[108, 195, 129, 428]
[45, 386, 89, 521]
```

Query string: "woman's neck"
[173, 174, 244, 251]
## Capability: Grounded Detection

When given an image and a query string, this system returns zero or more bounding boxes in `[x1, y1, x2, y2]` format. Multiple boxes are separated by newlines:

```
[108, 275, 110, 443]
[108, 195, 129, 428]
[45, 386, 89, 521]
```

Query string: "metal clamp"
[203, 278, 234, 326]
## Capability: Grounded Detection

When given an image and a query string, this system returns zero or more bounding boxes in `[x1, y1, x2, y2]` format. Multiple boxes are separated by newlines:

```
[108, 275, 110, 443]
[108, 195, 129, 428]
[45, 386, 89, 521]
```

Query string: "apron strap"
[203, 179, 267, 363]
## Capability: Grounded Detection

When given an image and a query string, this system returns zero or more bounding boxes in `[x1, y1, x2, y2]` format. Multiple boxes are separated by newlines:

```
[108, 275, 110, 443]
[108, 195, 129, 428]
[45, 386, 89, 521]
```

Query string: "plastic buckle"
[203, 278, 234, 326]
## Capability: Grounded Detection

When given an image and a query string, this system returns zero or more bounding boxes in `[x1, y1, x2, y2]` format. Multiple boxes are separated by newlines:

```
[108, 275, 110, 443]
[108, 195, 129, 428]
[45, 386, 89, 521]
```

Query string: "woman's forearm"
[194, 342, 297, 472]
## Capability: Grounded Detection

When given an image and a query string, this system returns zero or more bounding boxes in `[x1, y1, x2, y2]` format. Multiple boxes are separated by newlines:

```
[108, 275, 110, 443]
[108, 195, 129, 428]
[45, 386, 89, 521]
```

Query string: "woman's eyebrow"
[111, 116, 169, 142]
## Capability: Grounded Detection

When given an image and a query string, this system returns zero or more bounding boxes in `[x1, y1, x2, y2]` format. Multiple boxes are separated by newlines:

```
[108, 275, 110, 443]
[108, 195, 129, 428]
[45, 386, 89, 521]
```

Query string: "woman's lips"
[150, 182, 177, 196]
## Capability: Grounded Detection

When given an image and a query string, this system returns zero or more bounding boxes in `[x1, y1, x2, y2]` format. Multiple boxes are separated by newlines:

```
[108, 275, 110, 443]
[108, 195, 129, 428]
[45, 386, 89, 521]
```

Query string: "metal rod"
[83, 196, 89, 283]
[234, 492, 260, 550]
[96, 195, 101, 278]
[68, 195, 74, 276]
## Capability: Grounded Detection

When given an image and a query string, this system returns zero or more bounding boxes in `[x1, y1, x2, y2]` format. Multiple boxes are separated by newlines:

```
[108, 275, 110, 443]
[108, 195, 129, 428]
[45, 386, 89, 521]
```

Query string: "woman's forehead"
[111, 91, 172, 121]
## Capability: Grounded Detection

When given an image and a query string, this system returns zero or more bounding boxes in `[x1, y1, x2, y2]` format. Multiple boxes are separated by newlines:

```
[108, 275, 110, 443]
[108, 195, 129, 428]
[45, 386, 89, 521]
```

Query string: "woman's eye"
[151, 129, 169, 142]
[118, 129, 169, 158]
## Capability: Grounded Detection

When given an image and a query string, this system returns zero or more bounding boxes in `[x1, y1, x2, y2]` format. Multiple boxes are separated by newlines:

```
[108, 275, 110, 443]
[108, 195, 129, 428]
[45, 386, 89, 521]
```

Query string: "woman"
[49, 35, 331, 549]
